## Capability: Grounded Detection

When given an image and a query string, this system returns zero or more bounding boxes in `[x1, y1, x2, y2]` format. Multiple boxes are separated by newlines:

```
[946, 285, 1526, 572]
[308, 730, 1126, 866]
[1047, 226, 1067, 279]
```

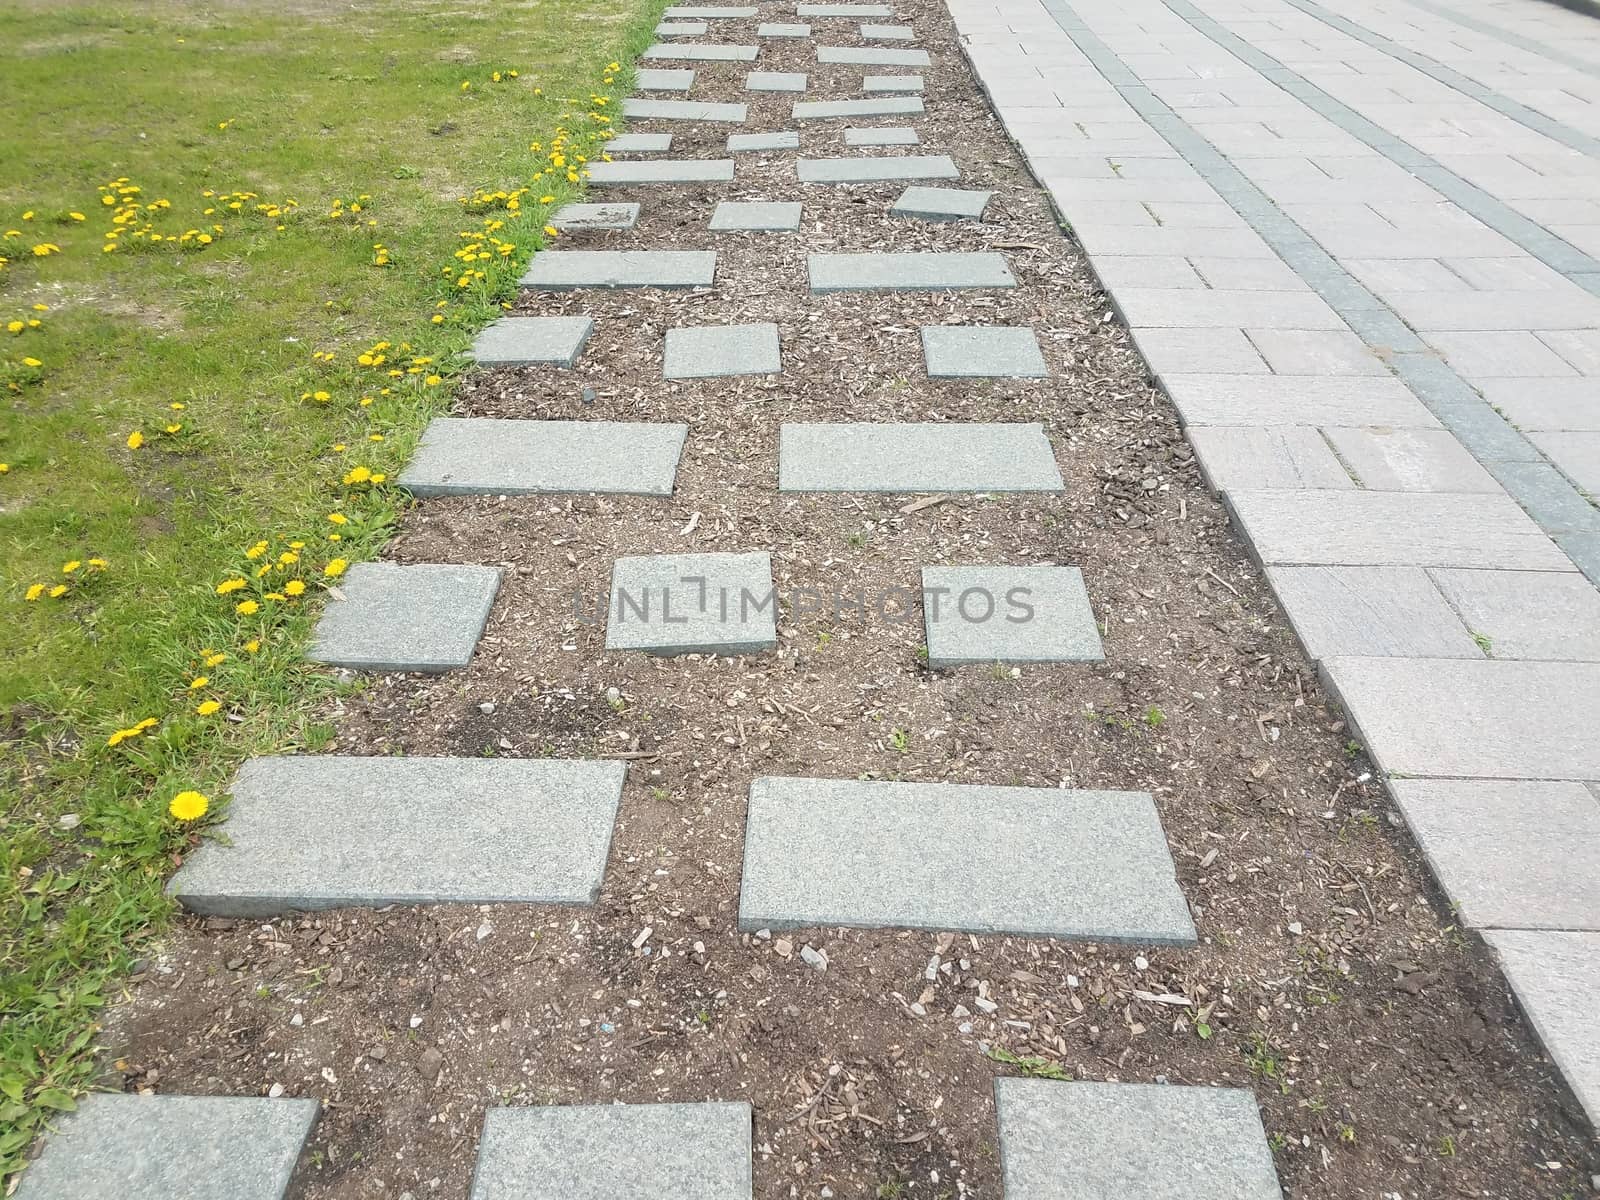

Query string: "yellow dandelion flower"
[215, 578, 247, 594]
[244, 638, 261, 653]
[62, 560, 82, 574]
[195, 700, 221, 716]
[204, 652, 227, 666]
[245, 541, 269, 559]
[236, 599, 260, 615]
[188, 676, 209, 689]
[22, 357, 42, 368]
[324, 558, 348, 579]
[168, 790, 210, 821]
[25, 583, 45, 601]
[48, 584, 67, 598]
[284, 580, 306, 597]
[126, 431, 144, 450]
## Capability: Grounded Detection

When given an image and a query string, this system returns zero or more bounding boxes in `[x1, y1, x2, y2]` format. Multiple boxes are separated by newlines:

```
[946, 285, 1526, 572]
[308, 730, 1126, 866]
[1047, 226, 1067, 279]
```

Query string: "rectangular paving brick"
[635, 67, 695, 91]
[1321, 657, 1600, 779]
[470, 1103, 753, 1200]
[643, 42, 759, 61]
[1264, 565, 1480, 661]
[863, 74, 923, 92]
[797, 154, 956, 183]
[1483, 931, 1600, 1128]
[779, 422, 1061, 491]
[551, 202, 641, 231]
[1187, 427, 1354, 492]
[664, 323, 781, 378]
[922, 565, 1101, 666]
[1391, 779, 1600, 931]
[793, 96, 923, 119]
[860, 22, 913, 37]
[816, 45, 929, 66]
[587, 159, 734, 186]
[472, 316, 594, 366]
[798, 3, 895, 15]
[607, 552, 777, 655]
[1159, 374, 1442, 429]
[662, 3, 756, 14]
[728, 131, 800, 152]
[605, 133, 674, 152]
[623, 98, 748, 123]
[523, 250, 716, 289]
[996, 1081, 1281, 1199]
[710, 201, 802, 231]
[894, 186, 991, 221]
[921, 326, 1045, 377]
[739, 777, 1196, 943]
[844, 125, 919, 145]
[1322, 427, 1499, 494]
[758, 21, 811, 36]
[400, 418, 687, 497]
[13, 1093, 319, 1200]
[1129, 328, 1269, 375]
[747, 70, 807, 91]
[309, 563, 501, 674]
[808, 252, 1014, 292]
[170, 757, 627, 916]
[1115, 288, 1342, 330]
[1430, 568, 1600, 661]
[655, 20, 708, 36]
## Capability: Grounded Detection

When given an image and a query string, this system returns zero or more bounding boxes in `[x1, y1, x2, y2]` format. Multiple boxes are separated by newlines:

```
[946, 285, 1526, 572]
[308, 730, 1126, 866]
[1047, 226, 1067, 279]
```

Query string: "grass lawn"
[0, 0, 661, 1174]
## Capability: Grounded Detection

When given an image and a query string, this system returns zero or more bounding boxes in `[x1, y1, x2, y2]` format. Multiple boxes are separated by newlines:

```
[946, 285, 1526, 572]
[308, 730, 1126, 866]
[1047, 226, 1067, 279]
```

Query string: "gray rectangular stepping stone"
[759, 21, 811, 35]
[470, 1103, 753, 1200]
[624, 98, 749, 123]
[587, 159, 735, 186]
[309, 562, 501, 673]
[729, 131, 800, 152]
[607, 552, 777, 655]
[605, 133, 674, 152]
[663, 3, 757, 14]
[472, 316, 594, 366]
[400, 418, 688, 497]
[863, 74, 924, 92]
[995, 1080, 1282, 1199]
[816, 45, 929, 66]
[551, 202, 641, 231]
[808, 252, 1015, 292]
[523, 250, 716, 289]
[635, 68, 696, 91]
[793, 96, 923, 119]
[655, 20, 708, 36]
[779, 422, 1061, 491]
[797, 3, 894, 14]
[747, 70, 808, 91]
[844, 125, 919, 145]
[169, 757, 627, 916]
[1263, 565, 1481, 660]
[860, 22, 913, 37]
[643, 42, 759, 61]
[921, 326, 1046, 378]
[711, 201, 803, 231]
[922, 565, 1101, 667]
[797, 154, 956, 183]
[665, 323, 781, 379]
[13, 1093, 319, 1200]
[739, 778, 1196, 943]
[1483, 930, 1600, 1128]
[894, 186, 991, 221]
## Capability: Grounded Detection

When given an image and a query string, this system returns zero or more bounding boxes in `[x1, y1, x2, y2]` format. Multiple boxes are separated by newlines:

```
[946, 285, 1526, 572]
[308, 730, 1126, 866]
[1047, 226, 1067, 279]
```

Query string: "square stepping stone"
[921, 326, 1046, 377]
[12, 1093, 319, 1200]
[747, 70, 808, 91]
[797, 154, 956, 183]
[808, 252, 1015, 292]
[523, 250, 716, 289]
[551, 202, 641, 231]
[729, 131, 800, 152]
[635, 67, 695, 91]
[863, 74, 923, 92]
[587, 159, 735, 186]
[711, 201, 803, 231]
[844, 125, 919, 145]
[816, 45, 930, 66]
[624, 98, 749, 122]
[793, 96, 923, 119]
[655, 19, 708, 36]
[665, 322, 781, 379]
[643, 42, 759, 61]
[169, 757, 627, 916]
[470, 1103, 753, 1200]
[400, 418, 686, 497]
[798, 2, 894, 14]
[759, 21, 811, 35]
[607, 552, 777, 656]
[606, 133, 673, 152]
[894, 186, 991, 221]
[472, 316, 594, 367]
[860, 21, 913, 37]
[309, 562, 500, 674]
[921, 565, 1100, 667]
[739, 778, 1196, 942]
[779, 422, 1062, 491]
[1483, 930, 1600, 1128]
[995, 1080, 1281, 1198]
[663, 3, 757, 14]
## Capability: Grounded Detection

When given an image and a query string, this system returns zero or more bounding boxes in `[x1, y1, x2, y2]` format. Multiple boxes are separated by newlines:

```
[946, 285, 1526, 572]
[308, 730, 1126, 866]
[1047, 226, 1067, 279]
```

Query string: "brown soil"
[102, 4, 1600, 1199]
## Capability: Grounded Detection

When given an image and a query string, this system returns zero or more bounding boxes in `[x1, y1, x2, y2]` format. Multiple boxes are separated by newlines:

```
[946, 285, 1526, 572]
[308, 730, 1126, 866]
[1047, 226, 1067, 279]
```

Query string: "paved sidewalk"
[952, 0, 1600, 1133]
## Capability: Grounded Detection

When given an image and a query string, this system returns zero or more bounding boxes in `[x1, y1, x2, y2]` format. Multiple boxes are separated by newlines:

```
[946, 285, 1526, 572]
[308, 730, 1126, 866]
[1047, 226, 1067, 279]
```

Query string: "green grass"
[0, 0, 663, 1175]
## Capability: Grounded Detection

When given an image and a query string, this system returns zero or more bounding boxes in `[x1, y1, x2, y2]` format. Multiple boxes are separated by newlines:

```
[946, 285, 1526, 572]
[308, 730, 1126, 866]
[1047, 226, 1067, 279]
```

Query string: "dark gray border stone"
[606, 552, 777, 655]
[779, 422, 1062, 491]
[922, 565, 1102, 665]
[400, 418, 688, 497]
[664, 323, 781, 378]
[921, 326, 1046, 377]
[472, 316, 594, 365]
[309, 562, 501, 673]
[808, 252, 1014, 291]
[522, 250, 716, 289]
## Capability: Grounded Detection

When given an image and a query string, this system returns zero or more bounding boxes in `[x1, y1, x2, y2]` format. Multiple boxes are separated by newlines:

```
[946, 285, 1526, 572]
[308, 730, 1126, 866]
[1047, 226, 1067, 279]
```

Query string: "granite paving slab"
[643, 42, 759, 61]
[779, 422, 1062, 491]
[169, 757, 627, 916]
[1263, 565, 1482, 660]
[472, 316, 594, 366]
[894, 186, 991, 221]
[793, 96, 923, 119]
[586, 159, 735, 186]
[605, 133, 674, 152]
[606, 552, 777, 655]
[747, 70, 808, 91]
[728, 131, 801, 152]
[12, 1093, 319, 1200]
[623, 98, 748, 122]
[711, 201, 803, 231]
[1429, 568, 1600, 660]
[1321, 427, 1500, 493]
[798, 154, 956, 183]
[995, 1080, 1282, 1199]
[309, 562, 501, 673]
[816, 45, 930, 66]
[664, 322, 781, 379]
[655, 20, 708, 36]
[738, 777, 1196, 942]
[921, 325, 1046, 377]
[759, 21, 811, 35]
[1483, 930, 1600, 1128]
[844, 125, 919, 145]
[634, 68, 695, 91]
[469, 1103, 753, 1200]
[860, 22, 914, 37]
[863, 74, 924, 92]
[1158, 374, 1442, 429]
[1187, 426, 1355, 492]
[522, 250, 716, 289]
[808, 252, 1015, 292]
[400, 418, 687, 497]
[662, 5, 758, 16]
[1390, 779, 1600, 931]
[797, 3, 895, 15]
[551, 202, 641, 231]
[921, 565, 1102, 666]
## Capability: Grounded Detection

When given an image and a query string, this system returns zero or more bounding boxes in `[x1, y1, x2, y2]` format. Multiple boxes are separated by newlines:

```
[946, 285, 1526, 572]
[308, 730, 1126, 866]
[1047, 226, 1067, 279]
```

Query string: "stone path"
[953, 0, 1600, 1132]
